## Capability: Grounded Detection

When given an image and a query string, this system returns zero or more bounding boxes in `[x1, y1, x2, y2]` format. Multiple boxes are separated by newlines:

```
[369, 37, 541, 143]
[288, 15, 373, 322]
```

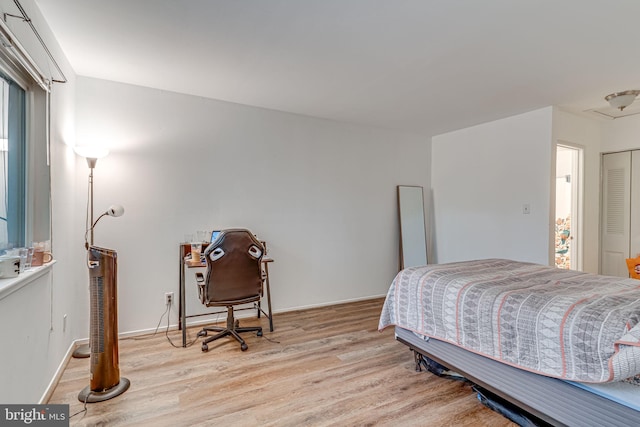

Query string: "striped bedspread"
[378, 259, 640, 383]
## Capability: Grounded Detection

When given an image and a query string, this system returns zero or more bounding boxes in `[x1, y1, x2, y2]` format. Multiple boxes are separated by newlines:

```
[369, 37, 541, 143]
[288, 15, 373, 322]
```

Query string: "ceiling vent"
[585, 103, 640, 120]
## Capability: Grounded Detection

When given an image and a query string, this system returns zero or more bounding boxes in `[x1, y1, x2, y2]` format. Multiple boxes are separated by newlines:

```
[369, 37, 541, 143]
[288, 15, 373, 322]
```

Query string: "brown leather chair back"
[202, 229, 264, 305]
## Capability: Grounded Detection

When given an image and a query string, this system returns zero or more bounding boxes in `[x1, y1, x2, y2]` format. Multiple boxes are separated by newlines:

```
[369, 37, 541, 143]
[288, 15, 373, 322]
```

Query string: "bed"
[378, 259, 640, 426]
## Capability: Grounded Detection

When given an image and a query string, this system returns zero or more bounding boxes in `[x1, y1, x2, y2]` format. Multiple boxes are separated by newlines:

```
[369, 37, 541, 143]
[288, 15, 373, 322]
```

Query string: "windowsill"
[0, 261, 56, 301]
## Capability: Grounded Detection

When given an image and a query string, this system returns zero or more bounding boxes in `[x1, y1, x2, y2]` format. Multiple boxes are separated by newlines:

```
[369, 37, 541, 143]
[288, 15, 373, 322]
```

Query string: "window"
[0, 8, 54, 254]
[0, 26, 51, 252]
[0, 73, 26, 249]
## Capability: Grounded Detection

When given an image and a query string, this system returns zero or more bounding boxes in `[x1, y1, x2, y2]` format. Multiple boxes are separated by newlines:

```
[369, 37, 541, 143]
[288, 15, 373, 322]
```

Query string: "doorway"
[555, 144, 583, 270]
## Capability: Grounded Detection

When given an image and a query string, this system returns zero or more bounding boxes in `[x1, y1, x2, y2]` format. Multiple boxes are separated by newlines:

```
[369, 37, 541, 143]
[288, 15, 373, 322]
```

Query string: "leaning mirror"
[397, 185, 428, 270]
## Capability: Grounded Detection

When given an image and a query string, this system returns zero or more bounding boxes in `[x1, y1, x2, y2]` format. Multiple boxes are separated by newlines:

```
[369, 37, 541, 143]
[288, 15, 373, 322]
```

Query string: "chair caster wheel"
[197, 330, 207, 337]
[257, 330, 263, 337]
[202, 344, 208, 352]
[241, 343, 248, 351]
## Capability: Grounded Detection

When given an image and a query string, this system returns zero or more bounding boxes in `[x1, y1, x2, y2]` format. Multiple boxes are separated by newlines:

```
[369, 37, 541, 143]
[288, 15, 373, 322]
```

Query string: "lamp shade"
[106, 204, 125, 217]
[74, 145, 109, 159]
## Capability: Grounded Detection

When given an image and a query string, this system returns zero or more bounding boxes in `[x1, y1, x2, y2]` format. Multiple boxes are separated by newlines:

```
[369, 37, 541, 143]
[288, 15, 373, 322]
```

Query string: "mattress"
[379, 259, 640, 383]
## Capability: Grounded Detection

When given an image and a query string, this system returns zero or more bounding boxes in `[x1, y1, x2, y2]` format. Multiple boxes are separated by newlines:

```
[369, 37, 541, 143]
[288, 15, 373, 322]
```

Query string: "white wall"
[430, 107, 605, 271]
[75, 77, 431, 335]
[0, 0, 79, 404]
[431, 107, 554, 265]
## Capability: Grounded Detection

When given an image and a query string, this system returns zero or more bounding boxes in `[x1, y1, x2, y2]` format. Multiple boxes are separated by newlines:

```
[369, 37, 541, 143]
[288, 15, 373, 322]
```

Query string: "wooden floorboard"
[48, 298, 514, 426]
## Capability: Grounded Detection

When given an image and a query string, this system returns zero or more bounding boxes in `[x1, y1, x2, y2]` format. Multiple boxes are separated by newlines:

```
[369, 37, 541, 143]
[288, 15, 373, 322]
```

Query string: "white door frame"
[555, 141, 584, 271]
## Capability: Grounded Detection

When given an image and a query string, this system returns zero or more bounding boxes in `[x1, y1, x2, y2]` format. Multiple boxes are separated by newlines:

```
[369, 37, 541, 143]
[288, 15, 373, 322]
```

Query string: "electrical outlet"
[165, 292, 174, 306]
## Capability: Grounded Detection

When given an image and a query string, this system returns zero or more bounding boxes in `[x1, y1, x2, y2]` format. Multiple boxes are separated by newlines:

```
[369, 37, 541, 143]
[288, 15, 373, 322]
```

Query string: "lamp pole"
[73, 156, 98, 359]
[88, 157, 97, 246]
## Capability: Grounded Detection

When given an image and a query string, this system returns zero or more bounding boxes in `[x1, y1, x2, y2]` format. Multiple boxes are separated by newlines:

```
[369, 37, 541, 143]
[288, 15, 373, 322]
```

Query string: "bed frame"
[395, 327, 639, 427]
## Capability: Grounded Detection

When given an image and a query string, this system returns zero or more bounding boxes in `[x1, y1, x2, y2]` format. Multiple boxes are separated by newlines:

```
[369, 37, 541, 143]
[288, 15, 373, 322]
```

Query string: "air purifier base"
[78, 378, 130, 403]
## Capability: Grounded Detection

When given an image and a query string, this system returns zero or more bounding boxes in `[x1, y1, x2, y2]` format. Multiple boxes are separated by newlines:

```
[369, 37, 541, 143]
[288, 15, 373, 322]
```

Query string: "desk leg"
[179, 250, 187, 348]
[263, 262, 274, 332]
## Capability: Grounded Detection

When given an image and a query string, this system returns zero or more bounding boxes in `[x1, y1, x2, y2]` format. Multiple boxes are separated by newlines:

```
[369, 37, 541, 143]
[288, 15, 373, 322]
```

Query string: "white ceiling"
[33, 0, 640, 136]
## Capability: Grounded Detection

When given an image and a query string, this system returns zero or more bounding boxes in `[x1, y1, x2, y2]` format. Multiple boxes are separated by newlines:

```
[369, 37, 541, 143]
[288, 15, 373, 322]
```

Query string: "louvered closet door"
[601, 151, 631, 277]
[630, 151, 640, 262]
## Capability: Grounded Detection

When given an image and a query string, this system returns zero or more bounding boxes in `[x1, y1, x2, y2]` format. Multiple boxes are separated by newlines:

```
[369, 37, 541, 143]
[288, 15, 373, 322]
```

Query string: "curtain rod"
[4, 0, 67, 84]
[0, 17, 50, 91]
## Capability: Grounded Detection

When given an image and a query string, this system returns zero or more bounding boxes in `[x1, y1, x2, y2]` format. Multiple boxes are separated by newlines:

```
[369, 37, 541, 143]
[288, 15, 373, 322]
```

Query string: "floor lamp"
[73, 146, 116, 358]
[74, 146, 130, 402]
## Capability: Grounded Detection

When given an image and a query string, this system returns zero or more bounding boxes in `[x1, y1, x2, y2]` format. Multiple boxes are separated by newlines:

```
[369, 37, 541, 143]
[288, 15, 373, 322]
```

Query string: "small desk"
[178, 243, 274, 348]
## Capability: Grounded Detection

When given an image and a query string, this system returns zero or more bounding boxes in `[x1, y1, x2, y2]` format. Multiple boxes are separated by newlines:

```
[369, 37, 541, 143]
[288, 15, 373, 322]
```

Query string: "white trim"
[555, 141, 585, 271]
[270, 293, 387, 314]
[71, 295, 389, 341]
[120, 294, 388, 338]
[38, 339, 75, 404]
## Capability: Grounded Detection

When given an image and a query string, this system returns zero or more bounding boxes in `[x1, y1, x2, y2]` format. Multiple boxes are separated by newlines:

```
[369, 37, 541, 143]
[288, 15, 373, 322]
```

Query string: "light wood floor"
[48, 298, 514, 426]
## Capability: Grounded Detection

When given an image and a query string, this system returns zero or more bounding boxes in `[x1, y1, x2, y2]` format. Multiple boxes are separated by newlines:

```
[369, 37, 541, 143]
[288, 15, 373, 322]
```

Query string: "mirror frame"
[397, 185, 428, 270]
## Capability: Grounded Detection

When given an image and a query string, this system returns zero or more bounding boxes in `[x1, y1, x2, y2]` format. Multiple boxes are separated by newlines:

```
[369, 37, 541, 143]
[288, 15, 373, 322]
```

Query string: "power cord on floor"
[131, 301, 171, 341]
[69, 391, 91, 419]
[165, 302, 201, 348]
[260, 333, 280, 344]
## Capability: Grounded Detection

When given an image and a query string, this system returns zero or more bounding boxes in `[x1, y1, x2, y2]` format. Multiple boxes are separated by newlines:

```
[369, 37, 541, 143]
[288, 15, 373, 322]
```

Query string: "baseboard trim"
[119, 294, 387, 338]
[279, 293, 386, 313]
[39, 341, 79, 404]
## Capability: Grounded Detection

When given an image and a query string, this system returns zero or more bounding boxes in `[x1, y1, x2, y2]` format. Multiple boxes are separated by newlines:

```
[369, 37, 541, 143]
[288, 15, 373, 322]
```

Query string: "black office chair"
[196, 228, 264, 352]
